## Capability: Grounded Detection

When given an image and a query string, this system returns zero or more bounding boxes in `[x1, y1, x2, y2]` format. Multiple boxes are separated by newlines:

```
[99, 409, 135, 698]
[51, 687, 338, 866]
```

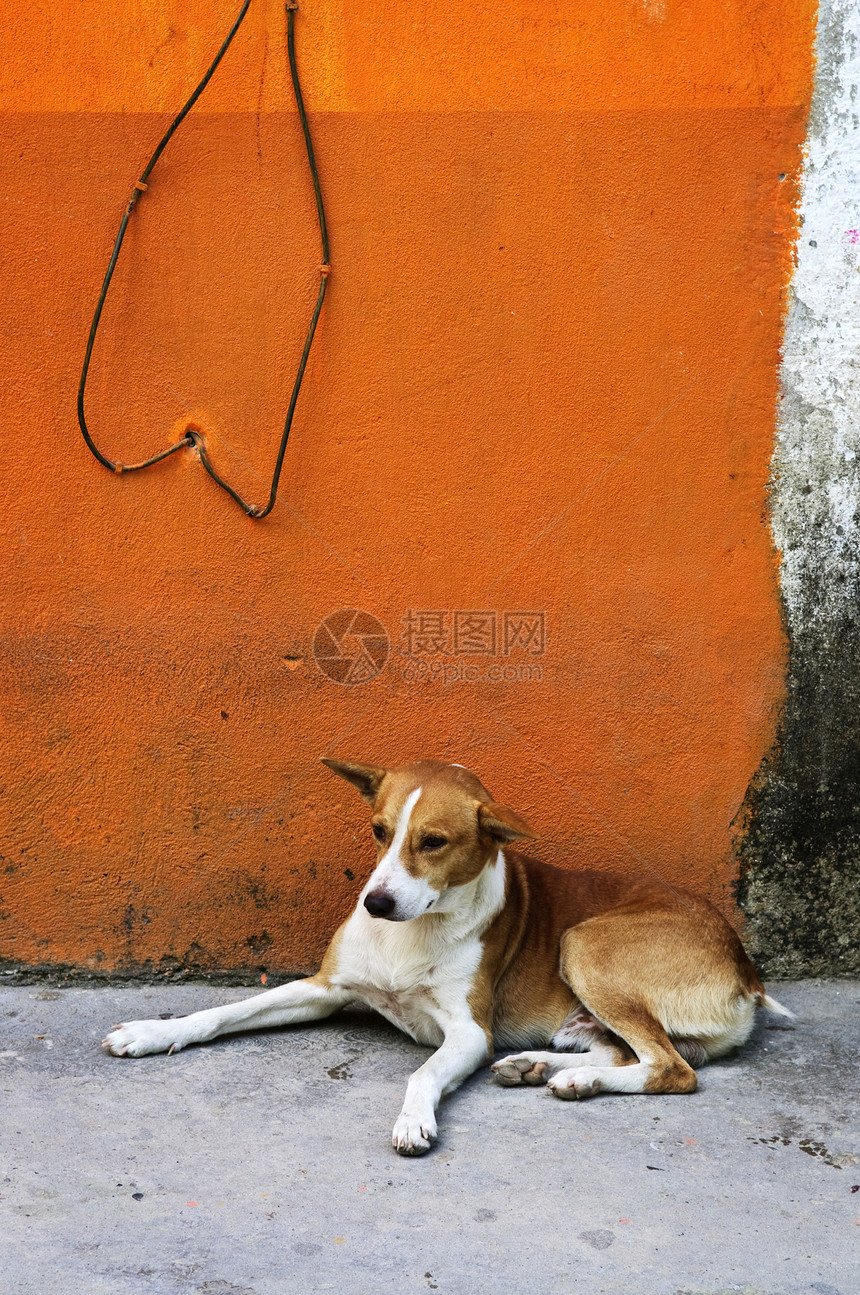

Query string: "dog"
[103, 758, 791, 1155]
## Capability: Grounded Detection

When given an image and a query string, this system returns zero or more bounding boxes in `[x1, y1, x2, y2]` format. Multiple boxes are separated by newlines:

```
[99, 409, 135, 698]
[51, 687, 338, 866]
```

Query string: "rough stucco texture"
[738, 0, 860, 978]
[0, 0, 815, 975]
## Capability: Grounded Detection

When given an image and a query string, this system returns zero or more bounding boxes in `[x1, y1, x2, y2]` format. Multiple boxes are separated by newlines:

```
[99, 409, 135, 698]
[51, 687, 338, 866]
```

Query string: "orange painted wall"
[0, 0, 815, 973]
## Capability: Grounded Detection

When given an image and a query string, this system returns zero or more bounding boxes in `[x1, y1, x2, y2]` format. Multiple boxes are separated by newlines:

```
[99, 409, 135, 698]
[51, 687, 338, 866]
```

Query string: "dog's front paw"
[102, 1019, 188, 1058]
[392, 1111, 437, 1157]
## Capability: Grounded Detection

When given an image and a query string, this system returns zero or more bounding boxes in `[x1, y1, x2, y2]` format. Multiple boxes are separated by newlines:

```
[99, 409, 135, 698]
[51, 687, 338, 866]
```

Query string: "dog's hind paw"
[492, 1053, 551, 1086]
[392, 1111, 436, 1156]
[547, 1067, 604, 1100]
[102, 1019, 186, 1057]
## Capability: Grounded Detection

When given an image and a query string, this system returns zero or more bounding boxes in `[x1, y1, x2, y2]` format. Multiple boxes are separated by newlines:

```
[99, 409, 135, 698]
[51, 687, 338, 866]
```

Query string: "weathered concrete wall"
[0, 0, 815, 976]
[738, 0, 860, 976]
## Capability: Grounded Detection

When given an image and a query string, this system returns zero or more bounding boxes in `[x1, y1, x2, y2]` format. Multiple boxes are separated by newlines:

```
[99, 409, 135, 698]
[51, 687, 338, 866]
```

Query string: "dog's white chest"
[357, 985, 446, 1045]
[332, 911, 484, 1046]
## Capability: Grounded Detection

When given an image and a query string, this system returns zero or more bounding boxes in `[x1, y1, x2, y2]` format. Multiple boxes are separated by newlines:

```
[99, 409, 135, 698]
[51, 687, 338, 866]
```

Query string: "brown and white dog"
[104, 758, 791, 1155]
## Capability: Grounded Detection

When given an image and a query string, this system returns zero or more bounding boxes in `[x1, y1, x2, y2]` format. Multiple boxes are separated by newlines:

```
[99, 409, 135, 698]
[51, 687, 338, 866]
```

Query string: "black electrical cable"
[77, 2, 329, 519]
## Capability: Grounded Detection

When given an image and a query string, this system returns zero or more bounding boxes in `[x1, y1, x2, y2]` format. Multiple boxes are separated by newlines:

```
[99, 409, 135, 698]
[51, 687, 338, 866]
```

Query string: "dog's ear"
[321, 758, 388, 804]
[476, 801, 537, 843]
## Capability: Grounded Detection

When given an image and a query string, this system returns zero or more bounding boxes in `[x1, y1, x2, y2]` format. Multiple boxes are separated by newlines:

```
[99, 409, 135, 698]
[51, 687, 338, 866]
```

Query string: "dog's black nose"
[364, 889, 396, 918]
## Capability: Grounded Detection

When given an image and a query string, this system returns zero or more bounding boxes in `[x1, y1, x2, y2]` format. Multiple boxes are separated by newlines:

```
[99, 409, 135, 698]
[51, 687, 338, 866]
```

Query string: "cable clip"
[114, 462, 124, 474]
[320, 263, 331, 277]
[126, 180, 148, 214]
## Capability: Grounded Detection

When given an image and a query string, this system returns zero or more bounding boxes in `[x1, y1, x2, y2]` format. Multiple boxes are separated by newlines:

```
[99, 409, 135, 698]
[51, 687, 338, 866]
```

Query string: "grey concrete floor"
[0, 980, 858, 1295]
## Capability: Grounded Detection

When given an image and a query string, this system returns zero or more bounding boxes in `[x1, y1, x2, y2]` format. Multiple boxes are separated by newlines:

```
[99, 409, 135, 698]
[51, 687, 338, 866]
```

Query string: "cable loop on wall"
[76, 2, 329, 520]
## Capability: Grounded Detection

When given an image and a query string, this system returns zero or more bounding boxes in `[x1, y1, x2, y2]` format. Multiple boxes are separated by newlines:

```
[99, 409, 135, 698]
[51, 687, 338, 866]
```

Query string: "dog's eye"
[421, 835, 447, 851]
[372, 823, 387, 843]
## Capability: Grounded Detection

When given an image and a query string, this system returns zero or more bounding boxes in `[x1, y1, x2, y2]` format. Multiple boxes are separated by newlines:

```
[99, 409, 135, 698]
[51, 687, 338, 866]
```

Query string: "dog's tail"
[754, 992, 795, 1023]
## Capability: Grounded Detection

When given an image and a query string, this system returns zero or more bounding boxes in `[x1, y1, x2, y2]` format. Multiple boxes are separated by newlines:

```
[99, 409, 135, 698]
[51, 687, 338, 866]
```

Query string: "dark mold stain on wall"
[736, 603, 860, 977]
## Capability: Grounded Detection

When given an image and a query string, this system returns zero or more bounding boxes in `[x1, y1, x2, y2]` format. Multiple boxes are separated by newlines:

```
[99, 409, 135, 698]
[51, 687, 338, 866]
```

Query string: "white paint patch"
[774, 0, 860, 633]
[637, 0, 666, 22]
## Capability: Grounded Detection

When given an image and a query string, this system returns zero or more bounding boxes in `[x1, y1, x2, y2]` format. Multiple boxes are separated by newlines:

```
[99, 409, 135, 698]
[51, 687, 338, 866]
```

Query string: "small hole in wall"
[809, 240, 818, 247]
[220, 710, 229, 720]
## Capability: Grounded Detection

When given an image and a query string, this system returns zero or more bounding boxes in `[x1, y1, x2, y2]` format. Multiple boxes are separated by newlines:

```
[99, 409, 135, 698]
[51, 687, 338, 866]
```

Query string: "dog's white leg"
[493, 1039, 626, 1086]
[102, 976, 351, 1057]
[392, 1019, 490, 1157]
[548, 1059, 653, 1099]
[547, 1041, 697, 1099]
